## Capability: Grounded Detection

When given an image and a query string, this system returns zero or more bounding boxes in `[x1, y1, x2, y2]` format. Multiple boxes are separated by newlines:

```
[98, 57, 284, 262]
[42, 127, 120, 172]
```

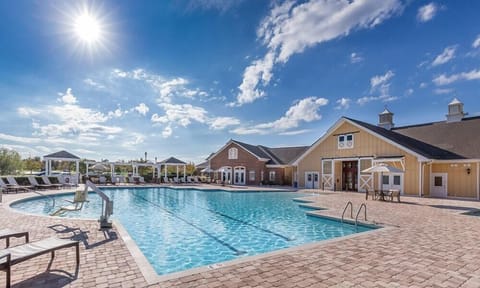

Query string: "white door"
[305, 172, 319, 189]
[233, 167, 245, 185]
[431, 173, 447, 198]
[381, 173, 404, 194]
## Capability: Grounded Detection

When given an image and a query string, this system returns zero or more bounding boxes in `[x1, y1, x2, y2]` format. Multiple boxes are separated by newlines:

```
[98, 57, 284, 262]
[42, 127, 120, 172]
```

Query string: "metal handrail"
[32, 190, 56, 208]
[85, 181, 113, 228]
[341, 201, 353, 223]
[355, 203, 367, 228]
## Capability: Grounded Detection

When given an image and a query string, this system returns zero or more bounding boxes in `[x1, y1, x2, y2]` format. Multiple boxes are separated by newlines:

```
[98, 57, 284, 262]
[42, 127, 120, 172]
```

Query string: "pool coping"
[5, 186, 388, 286]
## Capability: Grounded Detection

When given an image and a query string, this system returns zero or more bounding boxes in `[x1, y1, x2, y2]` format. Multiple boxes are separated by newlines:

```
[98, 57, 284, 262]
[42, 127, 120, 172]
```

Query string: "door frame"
[430, 173, 448, 198]
[304, 171, 319, 189]
[233, 166, 246, 185]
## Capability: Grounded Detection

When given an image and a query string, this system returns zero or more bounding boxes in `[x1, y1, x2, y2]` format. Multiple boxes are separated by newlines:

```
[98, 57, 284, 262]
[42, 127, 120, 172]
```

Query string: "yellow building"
[293, 99, 480, 199]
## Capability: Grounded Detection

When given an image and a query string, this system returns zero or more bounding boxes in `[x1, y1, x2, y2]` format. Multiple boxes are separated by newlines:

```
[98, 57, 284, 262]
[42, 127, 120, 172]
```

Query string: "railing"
[85, 181, 113, 228]
[341, 201, 353, 223]
[355, 203, 367, 228]
[32, 190, 56, 209]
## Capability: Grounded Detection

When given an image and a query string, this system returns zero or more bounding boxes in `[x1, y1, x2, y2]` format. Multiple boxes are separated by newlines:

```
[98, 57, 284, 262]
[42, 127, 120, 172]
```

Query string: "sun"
[74, 12, 102, 44]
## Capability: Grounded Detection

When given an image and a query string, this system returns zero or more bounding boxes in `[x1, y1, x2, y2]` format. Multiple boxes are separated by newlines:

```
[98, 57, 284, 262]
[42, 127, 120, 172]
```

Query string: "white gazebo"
[159, 157, 187, 182]
[43, 150, 81, 183]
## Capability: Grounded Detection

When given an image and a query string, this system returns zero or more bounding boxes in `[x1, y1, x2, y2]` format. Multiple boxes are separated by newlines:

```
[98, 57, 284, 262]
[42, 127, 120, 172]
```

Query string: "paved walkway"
[1, 187, 480, 287]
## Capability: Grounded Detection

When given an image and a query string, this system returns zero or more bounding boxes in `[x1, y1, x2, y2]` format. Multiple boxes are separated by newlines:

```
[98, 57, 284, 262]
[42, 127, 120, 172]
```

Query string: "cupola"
[378, 107, 394, 130]
[446, 98, 466, 123]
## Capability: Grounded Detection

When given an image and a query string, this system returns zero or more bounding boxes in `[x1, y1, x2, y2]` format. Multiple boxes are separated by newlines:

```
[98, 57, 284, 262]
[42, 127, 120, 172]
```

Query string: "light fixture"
[467, 168, 471, 175]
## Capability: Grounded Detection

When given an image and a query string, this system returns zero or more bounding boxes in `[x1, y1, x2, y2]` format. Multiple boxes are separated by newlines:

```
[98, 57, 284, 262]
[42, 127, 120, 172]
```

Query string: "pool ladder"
[341, 202, 367, 228]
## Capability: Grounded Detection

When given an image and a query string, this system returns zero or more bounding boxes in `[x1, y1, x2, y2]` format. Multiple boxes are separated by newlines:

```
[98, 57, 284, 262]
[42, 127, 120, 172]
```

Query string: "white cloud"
[419, 82, 428, 89]
[357, 70, 396, 105]
[134, 103, 149, 116]
[335, 98, 351, 110]
[123, 133, 145, 148]
[111, 69, 210, 104]
[433, 69, 480, 86]
[108, 108, 124, 118]
[185, 0, 244, 12]
[473, 35, 480, 48]
[84, 78, 105, 89]
[151, 103, 208, 128]
[231, 97, 328, 135]
[370, 70, 394, 90]
[57, 88, 77, 105]
[350, 52, 363, 64]
[434, 88, 453, 95]
[17, 107, 41, 117]
[432, 46, 456, 66]
[161, 125, 172, 138]
[209, 117, 240, 130]
[417, 3, 438, 22]
[235, 0, 402, 106]
[0, 133, 41, 144]
[278, 129, 310, 136]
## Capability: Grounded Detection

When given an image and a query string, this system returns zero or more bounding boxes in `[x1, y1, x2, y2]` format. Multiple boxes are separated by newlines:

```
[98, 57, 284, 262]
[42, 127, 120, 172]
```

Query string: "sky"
[0, 0, 479, 164]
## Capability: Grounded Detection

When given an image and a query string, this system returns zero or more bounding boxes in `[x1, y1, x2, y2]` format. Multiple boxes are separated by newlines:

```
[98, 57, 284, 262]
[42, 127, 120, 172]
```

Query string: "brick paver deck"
[1, 187, 480, 287]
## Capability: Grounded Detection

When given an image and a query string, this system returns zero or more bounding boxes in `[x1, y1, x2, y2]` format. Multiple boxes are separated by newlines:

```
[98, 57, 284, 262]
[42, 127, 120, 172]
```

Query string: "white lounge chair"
[0, 236, 79, 288]
[50, 188, 88, 216]
[138, 177, 146, 185]
[6, 177, 34, 192]
[27, 176, 52, 190]
[41, 176, 63, 189]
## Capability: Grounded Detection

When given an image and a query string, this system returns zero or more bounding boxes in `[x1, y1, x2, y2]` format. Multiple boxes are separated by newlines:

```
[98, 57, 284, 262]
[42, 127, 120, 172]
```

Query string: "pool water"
[11, 187, 376, 275]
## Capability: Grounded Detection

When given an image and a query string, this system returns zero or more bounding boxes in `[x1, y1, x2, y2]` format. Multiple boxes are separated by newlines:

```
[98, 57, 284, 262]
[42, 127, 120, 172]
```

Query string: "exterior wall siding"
[430, 163, 478, 198]
[210, 143, 266, 185]
[296, 121, 421, 195]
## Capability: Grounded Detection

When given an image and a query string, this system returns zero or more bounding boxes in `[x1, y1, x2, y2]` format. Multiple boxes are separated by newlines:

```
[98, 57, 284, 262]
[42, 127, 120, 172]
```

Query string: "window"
[269, 171, 276, 182]
[228, 147, 238, 159]
[382, 175, 389, 185]
[434, 176, 443, 187]
[249, 170, 255, 181]
[338, 134, 354, 149]
[393, 175, 401, 185]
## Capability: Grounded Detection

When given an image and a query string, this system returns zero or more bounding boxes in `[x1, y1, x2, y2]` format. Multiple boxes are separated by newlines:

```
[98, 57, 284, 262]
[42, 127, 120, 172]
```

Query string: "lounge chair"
[5, 177, 34, 192]
[127, 176, 138, 185]
[98, 176, 107, 185]
[41, 176, 63, 189]
[365, 189, 378, 200]
[0, 178, 17, 194]
[50, 189, 88, 216]
[163, 176, 169, 184]
[27, 176, 52, 190]
[56, 176, 76, 188]
[0, 229, 29, 248]
[138, 177, 146, 185]
[0, 236, 79, 288]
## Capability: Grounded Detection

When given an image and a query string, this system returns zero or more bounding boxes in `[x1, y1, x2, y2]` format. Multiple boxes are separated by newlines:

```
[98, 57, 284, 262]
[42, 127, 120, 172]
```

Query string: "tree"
[23, 156, 42, 174]
[0, 148, 23, 175]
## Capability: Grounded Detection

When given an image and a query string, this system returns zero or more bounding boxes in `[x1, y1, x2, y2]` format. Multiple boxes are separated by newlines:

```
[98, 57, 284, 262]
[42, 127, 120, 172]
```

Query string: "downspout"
[477, 162, 479, 200]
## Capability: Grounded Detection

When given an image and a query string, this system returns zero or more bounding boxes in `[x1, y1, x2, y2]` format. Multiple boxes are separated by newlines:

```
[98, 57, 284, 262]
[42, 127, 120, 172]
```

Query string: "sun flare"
[74, 13, 102, 43]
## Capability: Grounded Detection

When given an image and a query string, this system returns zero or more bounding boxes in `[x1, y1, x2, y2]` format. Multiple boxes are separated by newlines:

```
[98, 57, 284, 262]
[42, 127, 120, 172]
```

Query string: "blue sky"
[1, 0, 479, 164]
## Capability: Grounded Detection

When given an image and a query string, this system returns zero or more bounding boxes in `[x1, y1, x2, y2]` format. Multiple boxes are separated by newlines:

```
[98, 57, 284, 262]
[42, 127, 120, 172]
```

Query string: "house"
[293, 98, 480, 199]
[207, 139, 308, 186]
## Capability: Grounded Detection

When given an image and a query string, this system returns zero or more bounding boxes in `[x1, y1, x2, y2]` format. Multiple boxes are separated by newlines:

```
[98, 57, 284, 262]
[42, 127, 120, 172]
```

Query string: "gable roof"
[160, 157, 186, 165]
[346, 118, 464, 160]
[208, 139, 308, 165]
[392, 116, 480, 159]
[43, 150, 80, 159]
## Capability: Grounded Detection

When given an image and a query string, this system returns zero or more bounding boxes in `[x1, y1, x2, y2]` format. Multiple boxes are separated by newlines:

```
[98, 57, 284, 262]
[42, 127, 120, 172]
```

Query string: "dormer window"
[228, 147, 238, 159]
[338, 134, 354, 149]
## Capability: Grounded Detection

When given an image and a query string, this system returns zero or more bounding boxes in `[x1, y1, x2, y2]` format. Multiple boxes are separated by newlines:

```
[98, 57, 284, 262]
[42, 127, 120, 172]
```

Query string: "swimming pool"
[11, 187, 376, 275]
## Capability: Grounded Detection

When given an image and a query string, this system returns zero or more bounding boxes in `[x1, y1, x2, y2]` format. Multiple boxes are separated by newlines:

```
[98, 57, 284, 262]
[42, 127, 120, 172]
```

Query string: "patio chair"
[0, 229, 29, 248]
[27, 176, 52, 190]
[50, 188, 88, 216]
[41, 176, 63, 189]
[0, 178, 17, 194]
[365, 189, 378, 200]
[138, 177, 146, 185]
[6, 177, 34, 192]
[0, 236, 80, 288]
[57, 176, 76, 188]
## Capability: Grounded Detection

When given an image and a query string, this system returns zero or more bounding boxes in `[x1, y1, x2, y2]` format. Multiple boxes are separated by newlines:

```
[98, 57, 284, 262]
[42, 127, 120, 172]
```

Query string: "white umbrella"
[362, 163, 403, 198]
[90, 163, 109, 172]
[200, 168, 214, 173]
[361, 163, 403, 174]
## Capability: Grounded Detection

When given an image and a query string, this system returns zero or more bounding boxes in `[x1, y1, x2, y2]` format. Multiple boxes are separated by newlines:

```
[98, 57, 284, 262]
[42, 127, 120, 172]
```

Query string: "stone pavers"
[2, 187, 480, 287]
